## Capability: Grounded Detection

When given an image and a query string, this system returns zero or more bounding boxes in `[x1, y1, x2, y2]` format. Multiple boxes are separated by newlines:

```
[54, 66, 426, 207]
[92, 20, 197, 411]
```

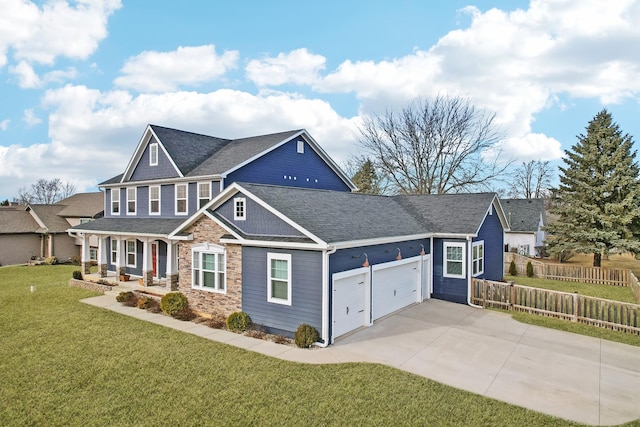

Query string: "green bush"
[509, 259, 518, 276]
[44, 256, 58, 265]
[526, 261, 534, 277]
[115, 291, 137, 307]
[294, 323, 319, 348]
[72, 270, 83, 280]
[226, 311, 251, 332]
[160, 292, 189, 317]
[137, 296, 155, 310]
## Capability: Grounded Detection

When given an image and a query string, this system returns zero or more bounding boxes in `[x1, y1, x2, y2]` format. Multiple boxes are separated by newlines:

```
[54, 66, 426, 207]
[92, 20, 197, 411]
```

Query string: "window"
[89, 247, 98, 261]
[472, 241, 484, 276]
[126, 240, 136, 267]
[110, 239, 118, 264]
[267, 253, 291, 305]
[111, 188, 120, 215]
[234, 197, 246, 220]
[149, 142, 158, 166]
[192, 244, 225, 292]
[127, 187, 136, 214]
[79, 218, 91, 224]
[444, 242, 465, 278]
[198, 182, 211, 209]
[297, 140, 304, 153]
[175, 183, 188, 215]
[149, 186, 160, 215]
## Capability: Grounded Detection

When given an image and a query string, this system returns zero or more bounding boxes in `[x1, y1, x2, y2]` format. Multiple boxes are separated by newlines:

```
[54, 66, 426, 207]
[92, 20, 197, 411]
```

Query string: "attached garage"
[332, 255, 430, 341]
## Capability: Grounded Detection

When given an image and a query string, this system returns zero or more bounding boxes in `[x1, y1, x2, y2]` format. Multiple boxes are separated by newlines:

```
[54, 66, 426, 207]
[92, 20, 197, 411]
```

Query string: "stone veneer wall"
[178, 216, 242, 316]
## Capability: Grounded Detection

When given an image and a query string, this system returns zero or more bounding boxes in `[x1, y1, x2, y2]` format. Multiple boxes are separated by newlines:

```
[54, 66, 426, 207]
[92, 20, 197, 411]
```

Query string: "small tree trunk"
[593, 252, 602, 267]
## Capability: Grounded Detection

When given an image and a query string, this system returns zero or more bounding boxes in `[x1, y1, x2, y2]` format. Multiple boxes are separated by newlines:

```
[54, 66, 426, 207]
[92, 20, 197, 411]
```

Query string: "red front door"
[152, 243, 158, 278]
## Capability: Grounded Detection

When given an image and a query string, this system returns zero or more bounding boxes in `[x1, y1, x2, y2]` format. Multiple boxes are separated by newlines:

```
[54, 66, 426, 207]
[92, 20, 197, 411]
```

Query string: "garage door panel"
[372, 257, 421, 320]
[332, 268, 369, 339]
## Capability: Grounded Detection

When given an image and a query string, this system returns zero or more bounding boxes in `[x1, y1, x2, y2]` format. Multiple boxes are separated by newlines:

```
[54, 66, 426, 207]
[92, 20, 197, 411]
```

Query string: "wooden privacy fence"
[471, 278, 640, 335]
[504, 253, 632, 286]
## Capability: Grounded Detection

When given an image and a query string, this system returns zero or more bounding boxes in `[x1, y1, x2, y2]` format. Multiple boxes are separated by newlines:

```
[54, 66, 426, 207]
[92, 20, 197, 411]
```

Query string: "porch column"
[166, 241, 179, 291]
[81, 233, 91, 274]
[117, 237, 126, 277]
[142, 238, 153, 286]
[97, 236, 108, 277]
[48, 234, 54, 259]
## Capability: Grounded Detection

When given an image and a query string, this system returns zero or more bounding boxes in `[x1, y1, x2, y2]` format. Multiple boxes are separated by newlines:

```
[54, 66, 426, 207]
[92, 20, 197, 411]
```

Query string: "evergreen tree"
[351, 158, 382, 194]
[547, 109, 640, 266]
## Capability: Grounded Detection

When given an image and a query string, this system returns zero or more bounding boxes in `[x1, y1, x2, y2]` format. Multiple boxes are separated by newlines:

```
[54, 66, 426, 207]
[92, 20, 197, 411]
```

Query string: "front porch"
[82, 271, 174, 296]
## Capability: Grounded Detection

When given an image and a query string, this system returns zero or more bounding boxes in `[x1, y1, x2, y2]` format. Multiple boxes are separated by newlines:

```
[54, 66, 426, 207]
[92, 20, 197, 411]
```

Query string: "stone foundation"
[69, 278, 113, 294]
[82, 262, 91, 274]
[99, 263, 107, 278]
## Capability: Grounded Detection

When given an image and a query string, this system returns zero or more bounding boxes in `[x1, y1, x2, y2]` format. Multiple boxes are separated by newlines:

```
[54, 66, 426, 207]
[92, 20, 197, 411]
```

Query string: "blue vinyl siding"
[474, 206, 504, 281]
[226, 138, 351, 191]
[216, 192, 304, 237]
[242, 247, 322, 337]
[130, 140, 180, 181]
[432, 238, 468, 304]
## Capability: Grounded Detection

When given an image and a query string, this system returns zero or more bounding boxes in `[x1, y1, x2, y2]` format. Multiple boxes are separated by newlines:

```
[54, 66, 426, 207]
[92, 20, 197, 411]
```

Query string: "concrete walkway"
[82, 295, 640, 426]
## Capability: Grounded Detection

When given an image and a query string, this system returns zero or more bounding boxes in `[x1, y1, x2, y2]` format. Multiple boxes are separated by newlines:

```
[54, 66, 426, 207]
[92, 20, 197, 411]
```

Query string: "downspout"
[314, 246, 337, 348]
[467, 236, 483, 309]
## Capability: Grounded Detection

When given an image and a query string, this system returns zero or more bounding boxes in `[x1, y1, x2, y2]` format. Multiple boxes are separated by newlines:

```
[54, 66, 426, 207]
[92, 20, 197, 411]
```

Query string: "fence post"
[510, 282, 515, 311]
[572, 292, 578, 323]
[482, 280, 487, 308]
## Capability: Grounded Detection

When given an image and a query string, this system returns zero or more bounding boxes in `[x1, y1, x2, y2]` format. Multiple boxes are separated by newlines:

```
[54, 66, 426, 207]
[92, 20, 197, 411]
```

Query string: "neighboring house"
[501, 198, 546, 257]
[70, 125, 356, 285]
[0, 192, 103, 266]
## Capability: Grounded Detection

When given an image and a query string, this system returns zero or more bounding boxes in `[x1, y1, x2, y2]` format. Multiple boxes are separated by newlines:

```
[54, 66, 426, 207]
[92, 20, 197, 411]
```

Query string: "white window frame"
[198, 182, 211, 209]
[110, 239, 118, 264]
[126, 240, 137, 267]
[297, 140, 304, 154]
[191, 243, 226, 293]
[234, 197, 246, 221]
[267, 253, 292, 305]
[89, 247, 98, 261]
[149, 186, 161, 215]
[443, 241, 466, 279]
[111, 188, 120, 215]
[175, 183, 188, 215]
[126, 187, 137, 215]
[149, 142, 158, 166]
[472, 240, 484, 277]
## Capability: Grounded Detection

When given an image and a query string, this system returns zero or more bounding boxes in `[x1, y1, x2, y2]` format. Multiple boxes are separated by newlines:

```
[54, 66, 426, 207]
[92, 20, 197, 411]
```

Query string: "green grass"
[0, 265, 585, 426]
[505, 275, 638, 304]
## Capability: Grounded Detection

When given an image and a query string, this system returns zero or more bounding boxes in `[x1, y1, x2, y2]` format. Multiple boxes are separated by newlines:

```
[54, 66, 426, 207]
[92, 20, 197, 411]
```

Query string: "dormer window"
[149, 143, 158, 166]
[234, 197, 246, 220]
[297, 140, 304, 154]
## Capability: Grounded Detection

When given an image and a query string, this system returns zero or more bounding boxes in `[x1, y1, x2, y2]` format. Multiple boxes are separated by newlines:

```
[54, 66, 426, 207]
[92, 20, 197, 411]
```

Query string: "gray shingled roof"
[0, 206, 39, 234]
[28, 205, 71, 232]
[501, 198, 545, 232]
[235, 183, 494, 244]
[55, 192, 104, 218]
[69, 217, 186, 236]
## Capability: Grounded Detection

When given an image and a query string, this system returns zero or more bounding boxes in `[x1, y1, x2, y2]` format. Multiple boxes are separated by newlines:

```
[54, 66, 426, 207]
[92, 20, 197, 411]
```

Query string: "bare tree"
[509, 160, 553, 199]
[15, 178, 76, 204]
[358, 95, 508, 194]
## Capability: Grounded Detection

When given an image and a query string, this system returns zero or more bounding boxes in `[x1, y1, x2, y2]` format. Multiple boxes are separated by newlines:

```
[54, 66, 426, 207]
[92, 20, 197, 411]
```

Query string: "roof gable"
[500, 198, 545, 232]
[55, 192, 104, 218]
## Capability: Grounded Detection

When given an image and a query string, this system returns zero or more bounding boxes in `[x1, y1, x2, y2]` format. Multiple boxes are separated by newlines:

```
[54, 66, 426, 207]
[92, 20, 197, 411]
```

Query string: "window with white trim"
[149, 142, 158, 166]
[110, 239, 118, 264]
[149, 186, 160, 215]
[472, 241, 484, 276]
[126, 240, 136, 267]
[234, 197, 246, 220]
[192, 244, 226, 292]
[297, 140, 304, 153]
[111, 188, 120, 215]
[89, 247, 98, 261]
[267, 253, 291, 305]
[198, 182, 211, 209]
[127, 187, 136, 215]
[175, 183, 188, 215]
[444, 241, 465, 278]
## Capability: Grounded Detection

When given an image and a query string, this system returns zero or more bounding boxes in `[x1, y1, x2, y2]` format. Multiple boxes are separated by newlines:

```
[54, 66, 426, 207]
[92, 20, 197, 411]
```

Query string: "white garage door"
[332, 267, 370, 338]
[372, 256, 422, 320]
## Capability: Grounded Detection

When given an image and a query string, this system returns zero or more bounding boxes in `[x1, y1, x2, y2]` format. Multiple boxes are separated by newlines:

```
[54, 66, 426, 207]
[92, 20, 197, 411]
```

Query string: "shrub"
[137, 296, 155, 310]
[116, 291, 137, 307]
[69, 256, 81, 266]
[509, 259, 518, 276]
[160, 292, 189, 317]
[526, 261, 534, 277]
[226, 311, 252, 332]
[294, 323, 319, 348]
[72, 270, 83, 280]
[44, 256, 58, 265]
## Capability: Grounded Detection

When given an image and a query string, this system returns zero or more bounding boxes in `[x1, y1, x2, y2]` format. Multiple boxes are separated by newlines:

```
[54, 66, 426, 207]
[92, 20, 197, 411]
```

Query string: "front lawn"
[0, 265, 581, 426]
[505, 275, 638, 304]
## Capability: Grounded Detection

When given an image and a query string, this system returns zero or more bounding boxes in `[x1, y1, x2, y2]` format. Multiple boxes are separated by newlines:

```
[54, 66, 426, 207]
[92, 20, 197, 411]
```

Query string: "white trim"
[191, 243, 226, 293]
[297, 140, 304, 153]
[331, 233, 434, 250]
[175, 183, 188, 215]
[198, 182, 211, 209]
[267, 252, 292, 305]
[110, 239, 118, 264]
[149, 185, 161, 215]
[443, 241, 466, 279]
[126, 187, 137, 215]
[102, 175, 221, 189]
[126, 239, 137, 267]
[220, 238, 326, 250]
[121, 126, 183, 182]
[149, 142, 158, 166]
[234, 197, 246, 221]
[472, 240, 484, 276]
[111, 188, 120, 215]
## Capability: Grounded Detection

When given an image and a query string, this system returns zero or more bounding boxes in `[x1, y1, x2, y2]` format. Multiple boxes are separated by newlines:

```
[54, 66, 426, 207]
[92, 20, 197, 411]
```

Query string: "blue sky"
[1, 0, 640, 200]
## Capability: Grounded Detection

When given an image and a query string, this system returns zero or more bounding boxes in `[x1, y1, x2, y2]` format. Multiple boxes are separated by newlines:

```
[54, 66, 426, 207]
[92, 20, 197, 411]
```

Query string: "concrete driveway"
[84, 295, 640, 426]
[323, 299, 640, 426]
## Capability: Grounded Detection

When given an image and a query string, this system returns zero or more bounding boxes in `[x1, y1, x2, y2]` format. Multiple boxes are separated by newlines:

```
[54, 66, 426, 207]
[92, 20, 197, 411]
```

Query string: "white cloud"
[23, 109, 42, 127]
[9, 61, 40, 88]
[114, 45, 239, 92]
[246, 48, 326, 87]
[485, 133, 564, 164]
[0, 119, 9, 131]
